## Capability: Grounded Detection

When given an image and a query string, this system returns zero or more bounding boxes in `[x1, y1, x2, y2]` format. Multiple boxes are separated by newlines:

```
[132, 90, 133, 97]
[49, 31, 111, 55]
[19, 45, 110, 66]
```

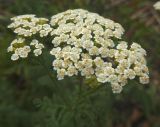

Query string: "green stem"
[71, 77, 84, 126]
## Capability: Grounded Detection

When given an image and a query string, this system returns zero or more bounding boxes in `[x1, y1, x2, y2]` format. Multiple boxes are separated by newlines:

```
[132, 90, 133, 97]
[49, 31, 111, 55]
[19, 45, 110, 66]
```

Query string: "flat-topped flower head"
[49, 9, 149, 93]
[8, 14, 52, 37]
[50, 9, 124, 42]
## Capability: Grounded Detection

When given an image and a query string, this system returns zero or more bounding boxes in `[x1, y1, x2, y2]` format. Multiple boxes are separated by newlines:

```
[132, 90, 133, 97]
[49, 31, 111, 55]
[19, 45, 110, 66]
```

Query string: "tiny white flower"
[19, 49, 28, 58]
[11, 54, 19, 61]
[67, 66, 78, 76]
[30, 39, 39, 46]
[111, 83, 123, 93]
[50, 47, 61, 55]
[139, 74, 149, 84]
[94, 57, 104, 67]
[108, 75, 118, 83]
[34, 49, 42, 56]
[57, 69, 66, 80]
[97, 74, 108, 83]
[117, 41, 128, 50]
[88, 46, 99, 56]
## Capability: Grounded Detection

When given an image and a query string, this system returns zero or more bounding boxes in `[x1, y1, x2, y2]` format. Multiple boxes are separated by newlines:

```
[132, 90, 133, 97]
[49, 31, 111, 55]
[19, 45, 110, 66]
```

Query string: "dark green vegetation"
[0, 0, 160, 127]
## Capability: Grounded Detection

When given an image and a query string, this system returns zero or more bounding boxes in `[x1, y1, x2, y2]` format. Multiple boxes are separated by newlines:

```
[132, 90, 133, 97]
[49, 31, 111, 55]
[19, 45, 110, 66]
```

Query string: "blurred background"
[0, 0, 160, 127]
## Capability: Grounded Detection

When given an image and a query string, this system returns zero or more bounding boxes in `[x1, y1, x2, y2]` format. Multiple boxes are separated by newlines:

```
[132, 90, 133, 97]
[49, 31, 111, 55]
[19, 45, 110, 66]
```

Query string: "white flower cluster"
[7, 38, 44, 60]
[8, 15, 47, 60]
[7, 9, 149, 93]
[154, 1, 160, 10]
[7, 38, 31, 61]
[50, 9, 149, 93]
[8, 14, 52, 37]
[30, 39, 44, 56]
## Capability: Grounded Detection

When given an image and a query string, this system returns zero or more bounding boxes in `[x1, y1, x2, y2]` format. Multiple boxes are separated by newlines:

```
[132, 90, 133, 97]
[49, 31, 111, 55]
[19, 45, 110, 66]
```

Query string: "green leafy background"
[0, 0, 160, 127]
